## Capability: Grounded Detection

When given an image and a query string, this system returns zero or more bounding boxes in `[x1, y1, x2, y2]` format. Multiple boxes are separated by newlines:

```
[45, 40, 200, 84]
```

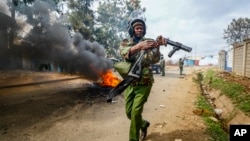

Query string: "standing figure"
[119, 10, 167, 141]
[179, 58, 185, 75]
[160, 55, 165, 76]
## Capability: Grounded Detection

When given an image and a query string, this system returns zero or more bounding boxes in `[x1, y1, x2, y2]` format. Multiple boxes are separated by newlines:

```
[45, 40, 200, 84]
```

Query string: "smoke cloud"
[0, 0, 113, 81]
[0, 0, 10, 16]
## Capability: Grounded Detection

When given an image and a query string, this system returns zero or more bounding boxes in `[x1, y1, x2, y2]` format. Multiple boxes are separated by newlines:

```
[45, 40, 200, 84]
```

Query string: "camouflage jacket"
[119, 37, 161, 85]
[179, 60, 184, 67]
[160, 59, 165, 67]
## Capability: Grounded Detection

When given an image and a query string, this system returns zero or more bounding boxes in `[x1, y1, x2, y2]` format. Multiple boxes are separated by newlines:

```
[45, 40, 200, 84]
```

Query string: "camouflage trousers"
[161, 66, 165, 76]
[124, 84, 152, 141]
[180, 66, 183, 75]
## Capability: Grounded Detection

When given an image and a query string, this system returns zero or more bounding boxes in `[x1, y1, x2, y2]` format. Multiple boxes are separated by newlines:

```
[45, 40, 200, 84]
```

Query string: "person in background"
[179, 58, 185, 75]
[160, 54, 165, 76]
[119, 11, 167, 141]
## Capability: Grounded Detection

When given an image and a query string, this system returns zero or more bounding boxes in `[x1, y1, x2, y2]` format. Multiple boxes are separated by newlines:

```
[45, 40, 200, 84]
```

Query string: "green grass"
[203, 69, 250, 114]
[204, 117, 229, 141]
[195, 95, 213, 112]
[195, 95, 229, 141]
[193, 69, 250, 140]
[193, 72, 229, 141]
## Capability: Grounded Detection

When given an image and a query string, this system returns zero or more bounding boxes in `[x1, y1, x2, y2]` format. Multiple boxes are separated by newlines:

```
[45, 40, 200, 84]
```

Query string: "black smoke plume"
[0, 0, 113, 81]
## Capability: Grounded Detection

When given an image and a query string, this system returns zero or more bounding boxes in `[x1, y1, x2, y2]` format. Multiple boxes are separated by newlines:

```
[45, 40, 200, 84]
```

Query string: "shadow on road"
[147, 129, 210, 141]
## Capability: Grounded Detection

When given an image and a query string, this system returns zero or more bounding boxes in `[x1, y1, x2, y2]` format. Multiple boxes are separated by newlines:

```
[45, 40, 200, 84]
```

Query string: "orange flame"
[100, 70, 121, 87]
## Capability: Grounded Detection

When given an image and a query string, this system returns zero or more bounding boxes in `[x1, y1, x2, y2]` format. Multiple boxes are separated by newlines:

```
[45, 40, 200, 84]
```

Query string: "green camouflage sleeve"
[141, 37, 161, 64]
[119, 39, 130, 60]
[146, 49, 161, 64]
[119, 39, 139, 63]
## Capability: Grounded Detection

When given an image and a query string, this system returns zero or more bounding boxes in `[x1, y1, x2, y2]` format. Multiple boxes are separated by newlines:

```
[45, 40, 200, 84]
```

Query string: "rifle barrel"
[166, 39, 192, 52]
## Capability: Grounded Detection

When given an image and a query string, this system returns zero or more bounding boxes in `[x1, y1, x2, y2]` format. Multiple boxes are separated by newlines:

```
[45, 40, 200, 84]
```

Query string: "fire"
[100, 70, 121, 87]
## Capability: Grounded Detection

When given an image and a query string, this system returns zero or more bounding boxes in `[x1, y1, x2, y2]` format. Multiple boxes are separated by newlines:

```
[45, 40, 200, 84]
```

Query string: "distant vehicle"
[151, 63, 161, 74]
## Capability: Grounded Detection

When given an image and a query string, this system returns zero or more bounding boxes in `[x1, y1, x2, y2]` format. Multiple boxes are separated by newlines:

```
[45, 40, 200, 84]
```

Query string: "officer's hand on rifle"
[138, 40, 157, 50]
[130, 40, 157, 54]
[130, 36, 168, 54]
[156, 35, 168, 47]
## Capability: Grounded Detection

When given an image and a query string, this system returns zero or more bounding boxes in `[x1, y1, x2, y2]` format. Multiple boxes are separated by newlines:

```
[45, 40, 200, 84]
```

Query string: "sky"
[1, 0, 250, 64]
[140, 0, 250, 60]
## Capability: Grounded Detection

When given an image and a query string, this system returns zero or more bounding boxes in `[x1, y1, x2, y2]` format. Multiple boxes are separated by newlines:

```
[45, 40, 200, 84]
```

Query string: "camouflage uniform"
[160, 58, 165, 76]
[179, 58, 184, 75]
[120, 37, 160, 141]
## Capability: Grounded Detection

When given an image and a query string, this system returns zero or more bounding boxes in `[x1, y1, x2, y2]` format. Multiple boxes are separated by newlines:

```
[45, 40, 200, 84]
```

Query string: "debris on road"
[160, 104, 166, 108]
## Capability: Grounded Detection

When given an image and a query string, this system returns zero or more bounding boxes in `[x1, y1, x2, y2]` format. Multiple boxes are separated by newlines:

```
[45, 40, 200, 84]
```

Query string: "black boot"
[140, 121, 150, 140]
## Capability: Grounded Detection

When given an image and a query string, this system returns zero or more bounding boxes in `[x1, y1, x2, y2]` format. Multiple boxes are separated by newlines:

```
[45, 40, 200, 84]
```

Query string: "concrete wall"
[232, 39, 250, 77]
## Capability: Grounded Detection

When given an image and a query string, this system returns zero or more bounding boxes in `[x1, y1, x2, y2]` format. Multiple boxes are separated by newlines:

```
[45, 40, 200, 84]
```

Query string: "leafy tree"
[94, 0, 125, 57]
[126, 0, 142, 13]
[67, 0, 95, 40]
[94, 0, 143, 58]
[223, 17, 250, 45]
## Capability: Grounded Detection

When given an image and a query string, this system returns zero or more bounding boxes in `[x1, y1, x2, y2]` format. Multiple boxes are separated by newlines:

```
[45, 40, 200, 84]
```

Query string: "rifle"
[107, 50, 146, 102]
[166, 39, 192, 57]
[107, 39, 192, 102]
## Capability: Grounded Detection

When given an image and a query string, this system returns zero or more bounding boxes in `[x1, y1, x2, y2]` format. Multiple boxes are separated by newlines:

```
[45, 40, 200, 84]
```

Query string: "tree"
[94, 0, 127, 57]
[126, 0, 142, 13]
[94, 0, 144, 58]
[223, 17, 250, 45]
[67, 0, 95, 40]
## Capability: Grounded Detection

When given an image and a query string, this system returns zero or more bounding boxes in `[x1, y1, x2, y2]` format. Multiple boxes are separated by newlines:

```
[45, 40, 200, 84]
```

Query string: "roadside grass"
[195, 94, 229, 141]
[203, 69, 250, 115]
[193, 68, 250, 140]
[193, 72, 229, 141]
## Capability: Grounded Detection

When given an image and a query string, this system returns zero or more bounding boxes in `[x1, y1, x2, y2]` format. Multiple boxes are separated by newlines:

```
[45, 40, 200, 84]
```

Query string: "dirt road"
[0, 66, 211, 141]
